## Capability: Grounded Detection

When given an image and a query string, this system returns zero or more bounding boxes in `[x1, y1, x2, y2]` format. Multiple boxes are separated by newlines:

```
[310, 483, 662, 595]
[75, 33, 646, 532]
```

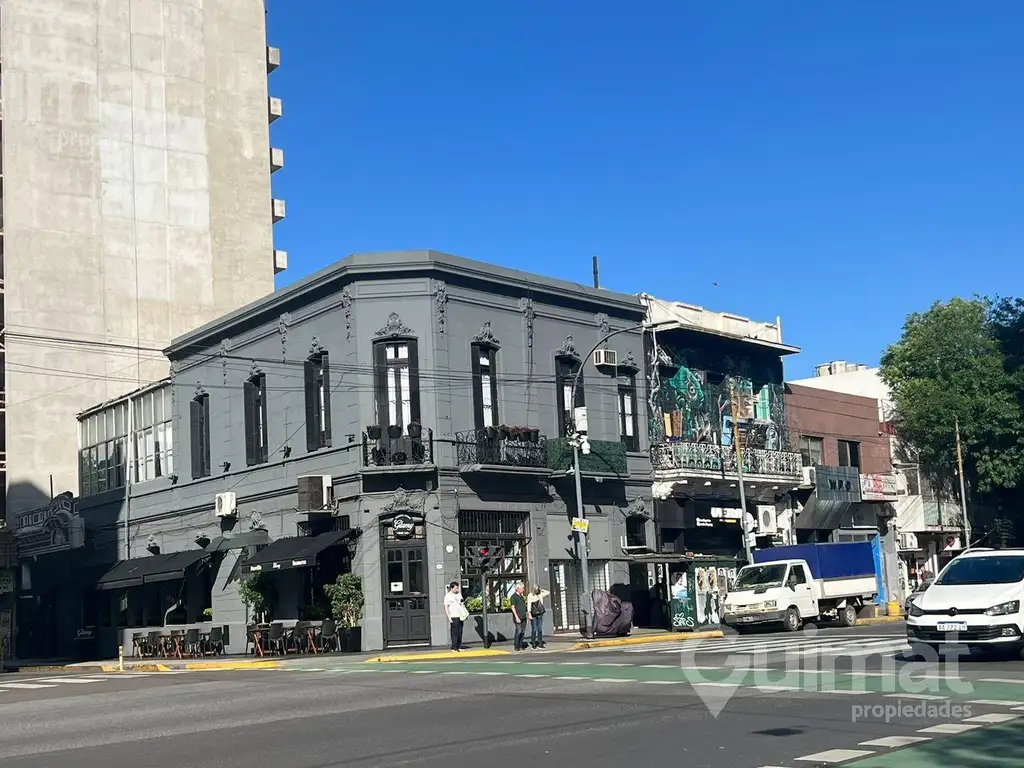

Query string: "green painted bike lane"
[344, 660, 1024, 702]
[844, 720, 1024, 767]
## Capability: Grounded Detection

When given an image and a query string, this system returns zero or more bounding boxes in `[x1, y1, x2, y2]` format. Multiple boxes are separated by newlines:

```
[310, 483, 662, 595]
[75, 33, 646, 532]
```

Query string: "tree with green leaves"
[880, 297, 1024, 540]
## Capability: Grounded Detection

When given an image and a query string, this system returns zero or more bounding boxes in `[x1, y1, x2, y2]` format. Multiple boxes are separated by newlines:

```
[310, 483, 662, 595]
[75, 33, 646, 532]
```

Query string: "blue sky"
[267, 1, 1023, 379]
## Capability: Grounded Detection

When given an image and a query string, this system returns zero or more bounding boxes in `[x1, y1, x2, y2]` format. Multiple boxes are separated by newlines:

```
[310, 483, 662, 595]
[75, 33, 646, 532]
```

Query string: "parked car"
[904, 578, 934, 617]
[906, 548, 1024, 657]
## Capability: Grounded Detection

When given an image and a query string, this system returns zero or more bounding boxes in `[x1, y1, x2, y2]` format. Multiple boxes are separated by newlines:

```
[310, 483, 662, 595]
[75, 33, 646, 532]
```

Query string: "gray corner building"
[27, 250, 653, 657]
[0, 0, 286, 525]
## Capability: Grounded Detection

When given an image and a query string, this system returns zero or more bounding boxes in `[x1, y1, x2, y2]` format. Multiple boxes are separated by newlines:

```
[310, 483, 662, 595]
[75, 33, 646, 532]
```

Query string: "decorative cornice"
[248, 360, 264, 379]
[340, 287, 353, 340]
[249, 510, 266, 531]
[472, 321, 500, 348]
[374, 312, 415, 339]
[309, 336, 326, 357]
[194, 382, 207, 400]
[219, 339, 231, 385]
[626, 497, 649, 518]
[556, 335, 579, 360]
[433, 281, 449, 334]
[621, 349, 641, 373]
[383, 487, 424, 514]
[595, 313, 611, 336]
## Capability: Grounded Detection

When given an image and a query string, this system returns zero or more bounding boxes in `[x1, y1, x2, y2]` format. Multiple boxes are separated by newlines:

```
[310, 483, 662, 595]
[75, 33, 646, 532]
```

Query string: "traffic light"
[477, 546, 491, 570]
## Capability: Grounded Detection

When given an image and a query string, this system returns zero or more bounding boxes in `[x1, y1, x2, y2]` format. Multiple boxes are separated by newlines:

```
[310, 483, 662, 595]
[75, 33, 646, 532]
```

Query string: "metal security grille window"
[471, 343, 499, 429]
[189, 393, 211, 479]
[800, 435, 824, 466]
[458, 510, 530, 607]
[79, 402, 128, 496]
[132, 387, 174, 482]
[243, 373, 269, 465]
[618, 377, 639, 451]
[549, 560, 611, 631]
[554, 357, 584, 437]
[373, 339, 420, 431]
[304, 350, 332, 451]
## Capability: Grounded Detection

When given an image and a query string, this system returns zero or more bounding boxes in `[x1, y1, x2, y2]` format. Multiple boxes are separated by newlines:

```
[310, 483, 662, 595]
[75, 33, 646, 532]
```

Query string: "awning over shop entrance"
[245, 530, 355, 573]
[206, 529, 271, 553]
[96, 550, 209, 590]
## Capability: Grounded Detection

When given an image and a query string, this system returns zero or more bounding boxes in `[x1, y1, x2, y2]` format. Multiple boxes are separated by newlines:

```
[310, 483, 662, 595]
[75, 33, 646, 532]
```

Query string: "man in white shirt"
[443, 582, 465, 651]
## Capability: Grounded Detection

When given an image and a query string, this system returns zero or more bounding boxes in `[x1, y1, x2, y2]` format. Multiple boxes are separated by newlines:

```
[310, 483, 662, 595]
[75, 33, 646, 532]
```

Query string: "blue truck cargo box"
[752, 541, 877, 581]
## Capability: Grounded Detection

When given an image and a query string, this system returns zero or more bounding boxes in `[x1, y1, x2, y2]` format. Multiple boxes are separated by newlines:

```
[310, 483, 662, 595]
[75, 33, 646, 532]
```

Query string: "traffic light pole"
[572, 437, 591, 638]
[481, 572, 490, 649]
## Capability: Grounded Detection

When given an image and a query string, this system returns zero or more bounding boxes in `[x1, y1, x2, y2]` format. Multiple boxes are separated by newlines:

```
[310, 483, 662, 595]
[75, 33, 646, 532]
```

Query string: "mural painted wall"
[647, 336, 788, 450]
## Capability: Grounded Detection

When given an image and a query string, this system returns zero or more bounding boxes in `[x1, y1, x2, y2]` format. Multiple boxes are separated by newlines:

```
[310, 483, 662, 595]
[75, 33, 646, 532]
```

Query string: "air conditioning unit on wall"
[215, 491, 237, 518]
[757, 505, 777, 534]
[593, 349, 617, 367]
[298, 475, 334, 513]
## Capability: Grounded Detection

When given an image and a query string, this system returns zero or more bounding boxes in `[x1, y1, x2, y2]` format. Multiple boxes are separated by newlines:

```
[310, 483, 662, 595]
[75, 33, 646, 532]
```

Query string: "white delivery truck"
[722, 542, 880, 633]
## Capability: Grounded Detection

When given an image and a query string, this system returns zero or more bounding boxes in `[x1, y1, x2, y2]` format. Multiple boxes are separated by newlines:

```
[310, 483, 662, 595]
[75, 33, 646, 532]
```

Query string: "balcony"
[270, 147, 284, 172]
[272, 198, 286, 222]
[273, 249, 288, 274]
[651, 440, 802, 480]
[454, 428, 548, 474]
[268, 96, 283, 122]
[361, 428, 434, 472]
[547, 437, 628, 477]
[267, 46, 280, 72]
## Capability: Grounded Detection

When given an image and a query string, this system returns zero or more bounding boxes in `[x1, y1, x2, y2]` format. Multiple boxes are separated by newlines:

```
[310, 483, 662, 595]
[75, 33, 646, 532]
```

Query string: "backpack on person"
[531, 599, 545, 617]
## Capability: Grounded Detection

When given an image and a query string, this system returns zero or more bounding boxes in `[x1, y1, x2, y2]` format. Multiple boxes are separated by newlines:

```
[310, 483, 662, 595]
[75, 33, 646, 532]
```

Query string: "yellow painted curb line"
[570, 630, 725, 650]
[99, 663, 172, 672]
[183, 661, 283, 670]
[365, 648, 511, 663]
[857, 615, 904, 625]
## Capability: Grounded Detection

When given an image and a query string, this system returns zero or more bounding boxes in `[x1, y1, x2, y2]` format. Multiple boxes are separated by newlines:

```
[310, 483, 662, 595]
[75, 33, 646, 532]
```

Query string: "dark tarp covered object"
[592, 589, 634, 637]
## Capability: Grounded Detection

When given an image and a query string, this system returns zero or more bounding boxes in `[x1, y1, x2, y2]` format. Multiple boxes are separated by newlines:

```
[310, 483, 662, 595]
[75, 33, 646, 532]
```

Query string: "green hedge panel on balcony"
[546, 438, 628, 475]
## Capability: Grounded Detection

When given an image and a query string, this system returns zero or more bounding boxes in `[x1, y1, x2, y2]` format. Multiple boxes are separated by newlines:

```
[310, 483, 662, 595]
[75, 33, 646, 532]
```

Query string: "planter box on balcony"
[546, 438, 628, 476]
[454, 429, 548, 471]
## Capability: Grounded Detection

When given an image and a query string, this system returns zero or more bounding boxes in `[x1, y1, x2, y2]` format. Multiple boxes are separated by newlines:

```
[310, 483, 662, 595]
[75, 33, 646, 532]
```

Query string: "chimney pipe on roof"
[592, 256, 599, 289]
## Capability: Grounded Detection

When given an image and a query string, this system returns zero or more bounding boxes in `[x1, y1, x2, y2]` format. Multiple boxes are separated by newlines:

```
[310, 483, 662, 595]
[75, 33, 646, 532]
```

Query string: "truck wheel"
[838, 605, 858, 627]
[783, 607, 801, 632]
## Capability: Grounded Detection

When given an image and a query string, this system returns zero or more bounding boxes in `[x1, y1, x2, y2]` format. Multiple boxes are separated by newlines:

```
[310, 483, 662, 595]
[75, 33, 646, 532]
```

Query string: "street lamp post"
[568, 320, 662, 638]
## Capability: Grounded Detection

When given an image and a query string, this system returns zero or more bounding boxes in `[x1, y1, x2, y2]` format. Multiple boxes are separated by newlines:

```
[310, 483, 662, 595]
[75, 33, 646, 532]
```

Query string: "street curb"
[364, 649, 511, 663]
[569, 630, 725, 650]
[857, 615, 904, 625]
[183, 661, 284, 670]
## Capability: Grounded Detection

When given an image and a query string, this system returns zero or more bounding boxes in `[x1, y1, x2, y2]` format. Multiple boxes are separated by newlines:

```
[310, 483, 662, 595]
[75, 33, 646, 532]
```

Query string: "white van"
[906, 548, 1024, 657]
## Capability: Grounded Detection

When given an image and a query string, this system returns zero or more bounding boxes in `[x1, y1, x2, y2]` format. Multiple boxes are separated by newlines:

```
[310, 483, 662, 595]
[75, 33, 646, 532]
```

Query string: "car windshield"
[734, 564, 787, 590]
[935, 556, 1024, 586]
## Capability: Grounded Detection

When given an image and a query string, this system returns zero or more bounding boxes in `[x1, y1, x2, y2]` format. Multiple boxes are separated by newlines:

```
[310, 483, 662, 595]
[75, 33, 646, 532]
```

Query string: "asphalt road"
[1, 623, 1022, 768]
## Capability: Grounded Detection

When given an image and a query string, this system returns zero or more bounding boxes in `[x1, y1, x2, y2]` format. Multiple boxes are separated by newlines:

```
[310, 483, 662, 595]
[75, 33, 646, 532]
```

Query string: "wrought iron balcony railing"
[651, 440, 802, 478]
[361, 429, 434, 469]
[454, 428, 548, 470]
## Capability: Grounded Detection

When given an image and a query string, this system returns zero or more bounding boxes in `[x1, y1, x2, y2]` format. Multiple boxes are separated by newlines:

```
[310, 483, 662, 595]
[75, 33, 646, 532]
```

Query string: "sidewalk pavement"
[8, 627, 727, 671]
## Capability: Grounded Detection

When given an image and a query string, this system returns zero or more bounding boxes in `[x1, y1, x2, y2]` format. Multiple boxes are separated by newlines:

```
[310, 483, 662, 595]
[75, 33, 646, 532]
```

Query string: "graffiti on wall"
[647, 341, 788, 450]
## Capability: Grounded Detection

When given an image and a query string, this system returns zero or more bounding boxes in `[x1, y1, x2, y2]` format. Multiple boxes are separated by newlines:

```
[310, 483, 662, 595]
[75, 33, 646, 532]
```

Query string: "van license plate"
[740, 616, 754, 623]
[937, 622, 967, 632]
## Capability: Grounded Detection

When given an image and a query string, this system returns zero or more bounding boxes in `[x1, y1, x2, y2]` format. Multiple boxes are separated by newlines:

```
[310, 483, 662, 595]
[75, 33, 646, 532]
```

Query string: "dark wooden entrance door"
[382, 542, 430, 645]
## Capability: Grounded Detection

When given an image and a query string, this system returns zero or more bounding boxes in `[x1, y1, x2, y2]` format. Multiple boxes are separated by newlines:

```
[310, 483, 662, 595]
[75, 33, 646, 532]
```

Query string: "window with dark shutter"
[190, 393, 211, 479]
[471, 343, 499, 430]
[554, 357, 584, 437]
[373, 338, 421, 433]
[304, 351, 332, 451]
[243, 373, 268, 466]
[618, 377, 639, 451]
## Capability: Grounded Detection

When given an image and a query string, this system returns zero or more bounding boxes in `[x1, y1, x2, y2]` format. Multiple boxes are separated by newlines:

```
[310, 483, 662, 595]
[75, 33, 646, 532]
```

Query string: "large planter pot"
[387, 425, 403, 439]
[485, 426, 498, 439]
[341, 627, 362, 652]
[366, 425, 382, 440]
[527, 429, 540, 444]
[408, 421, 423, 439]
[497, 425, 509, 439]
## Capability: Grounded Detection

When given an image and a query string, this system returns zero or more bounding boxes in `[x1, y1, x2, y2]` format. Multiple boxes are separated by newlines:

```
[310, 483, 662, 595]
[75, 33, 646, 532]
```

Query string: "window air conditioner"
[593, 349, 617, 367]
[215, 492, 237, 518]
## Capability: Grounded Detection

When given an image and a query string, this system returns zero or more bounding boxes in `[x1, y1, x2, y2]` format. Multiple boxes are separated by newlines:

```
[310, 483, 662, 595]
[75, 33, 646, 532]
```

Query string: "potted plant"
[527, 428, 540, 444]
[238, 572, 272, 624]
[324, 573, 364, 652]
[408, 421, 423, 439]
[201, 608, 213, 622]
[366, 425, 382, 440]
[497, 425, 510, 439]
[387, 424, 403, 439]
[485, 426, 498, 439]
[514, 426, 529, 442]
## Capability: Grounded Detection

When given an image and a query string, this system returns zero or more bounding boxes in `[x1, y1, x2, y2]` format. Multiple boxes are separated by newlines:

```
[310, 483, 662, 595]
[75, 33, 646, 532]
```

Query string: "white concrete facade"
[1, 0, 280, 518]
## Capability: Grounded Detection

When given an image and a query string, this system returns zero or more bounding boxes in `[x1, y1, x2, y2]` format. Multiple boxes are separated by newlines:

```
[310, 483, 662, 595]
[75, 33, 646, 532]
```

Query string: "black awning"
[207, 529, 271, 553]
[246, 530, 355, 573]
[96, 550, 209, 591]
